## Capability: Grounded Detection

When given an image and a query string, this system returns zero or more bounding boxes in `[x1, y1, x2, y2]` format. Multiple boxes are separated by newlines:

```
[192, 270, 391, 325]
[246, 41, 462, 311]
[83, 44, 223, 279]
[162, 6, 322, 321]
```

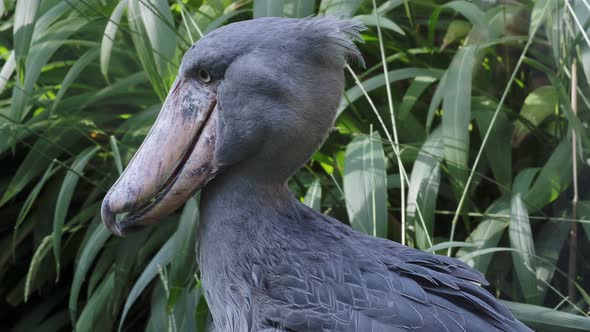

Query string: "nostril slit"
[171, 79, 183, 95]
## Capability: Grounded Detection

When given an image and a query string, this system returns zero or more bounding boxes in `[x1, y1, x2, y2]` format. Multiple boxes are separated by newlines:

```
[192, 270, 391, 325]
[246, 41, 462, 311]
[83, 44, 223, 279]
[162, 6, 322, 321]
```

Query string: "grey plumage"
[181, 17, 531, 332]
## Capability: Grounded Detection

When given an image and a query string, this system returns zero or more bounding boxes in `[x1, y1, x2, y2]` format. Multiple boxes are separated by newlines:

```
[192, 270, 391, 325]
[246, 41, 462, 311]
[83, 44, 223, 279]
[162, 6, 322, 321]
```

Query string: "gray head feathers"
[186, 16, 366, 79]
[301, 15, 367, 68]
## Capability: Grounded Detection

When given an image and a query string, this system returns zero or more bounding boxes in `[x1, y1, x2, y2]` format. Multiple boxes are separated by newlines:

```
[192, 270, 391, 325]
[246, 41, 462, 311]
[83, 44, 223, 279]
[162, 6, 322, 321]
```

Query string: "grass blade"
[442, 45, 476, 194]
[283, 0, 314, 18]
[407, 127, 443, 249]
[69, 222, 111, 322]
[75, 272, 116, 331]
[355, 14, 405, 35]
[0, 50, 15, 93]
[398, 76, 437, 120]
[512, 86, 559, 146]
[501, 300, 590, 331]
[473, 110, 512, 193]
[127, 0, 176, 99]
[100, 0, 128, 81]
[303, 178, 322, 211]
[510, 194, 540, 305]
[13, 0, 40, 82]
[457, 198, 508, 274]
[525, 138, 573, 213]
[53, 147, 99, 279]
[253, 0, 284, 18]
[320, 0, 362, 16]
[25, 235, 53, 302]
[169, 198, 199, 296]
[51, 48, 100, 114]
[343, 131, 387, 238]
[535, 220, 570, 300]
[338, 68, 442, 116]
[119, 228, 179, 330]
[425, 241, 477, 254]
[13, 160, 58, 253]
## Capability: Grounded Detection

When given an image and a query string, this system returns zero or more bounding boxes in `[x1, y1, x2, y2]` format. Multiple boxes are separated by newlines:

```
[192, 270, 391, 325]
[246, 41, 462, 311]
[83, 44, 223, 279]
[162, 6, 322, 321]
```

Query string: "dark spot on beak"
[190, 165, 211, 177]
[181, 94, 201, 122]
[123, 187, 140, 210]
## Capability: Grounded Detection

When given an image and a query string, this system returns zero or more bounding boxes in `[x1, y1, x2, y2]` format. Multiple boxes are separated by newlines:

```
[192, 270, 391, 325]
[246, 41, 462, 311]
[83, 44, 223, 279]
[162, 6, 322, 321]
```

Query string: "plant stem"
[372, 0, 407, 245]
[568, 56, 578, 302]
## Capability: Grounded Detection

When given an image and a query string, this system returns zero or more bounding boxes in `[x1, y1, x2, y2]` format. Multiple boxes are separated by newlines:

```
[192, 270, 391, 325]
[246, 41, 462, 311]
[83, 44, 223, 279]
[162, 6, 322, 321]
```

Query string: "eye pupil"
[198, 69, 211, 83]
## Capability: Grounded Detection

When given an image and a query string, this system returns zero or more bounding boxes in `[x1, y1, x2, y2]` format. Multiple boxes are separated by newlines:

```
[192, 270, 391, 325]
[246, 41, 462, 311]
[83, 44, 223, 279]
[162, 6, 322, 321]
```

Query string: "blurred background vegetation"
[1, 0, 590, 330]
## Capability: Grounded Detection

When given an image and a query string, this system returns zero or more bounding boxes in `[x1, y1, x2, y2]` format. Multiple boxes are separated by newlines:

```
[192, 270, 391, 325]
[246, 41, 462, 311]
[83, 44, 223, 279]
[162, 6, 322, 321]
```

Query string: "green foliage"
[0, 0, 589, 330]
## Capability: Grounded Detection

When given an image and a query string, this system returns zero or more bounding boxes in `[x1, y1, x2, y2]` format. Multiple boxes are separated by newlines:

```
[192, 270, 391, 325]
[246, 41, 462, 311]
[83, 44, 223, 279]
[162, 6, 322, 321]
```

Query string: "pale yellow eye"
[198, 68, 211, 83]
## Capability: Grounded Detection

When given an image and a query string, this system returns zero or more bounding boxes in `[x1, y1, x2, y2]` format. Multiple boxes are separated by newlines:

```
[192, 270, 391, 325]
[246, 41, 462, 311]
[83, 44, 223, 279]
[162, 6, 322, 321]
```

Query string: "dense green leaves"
[0, 0, 589, 330]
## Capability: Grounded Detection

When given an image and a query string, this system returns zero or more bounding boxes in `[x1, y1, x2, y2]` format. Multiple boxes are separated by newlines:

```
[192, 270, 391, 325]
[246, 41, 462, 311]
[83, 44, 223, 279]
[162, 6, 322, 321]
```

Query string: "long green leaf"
[441, 20, 471, 49]
[303, 178, 322, 211]
[473, 110, 512, 193]
[0, 50, 15, 94]
[339, 68, 442, 116]
[128, 0, 176, 100]
[25, 235, 53, 302]
[320, 0, 362, 16]
[457, 198, 509, 274]
[502, 300, 590, 331]
[75, 272, 116, 331]
[442, 45, 476, 193]
[535, 220, 569, 299]
[398, 76, 437, 120]
[169, 198, 199, 296]
[343, 131, 387, 238]
[51, 48, 100, 114]
[426, 241, 477, 254]
[513, 168, 540, 198]
[69, 222, 111, 321]
[525, 138, 572, 212]
[510, 194, 540, 305]
[426, 70, 447, 132]
[53, 147, 99, 278]
[254, 0, 285, 18]
[13, 160, 58, 253]
[119, 229, 178, 330]
[443, 1, 488, 33]
[283, 0, 315, 18]
[13, 0, 40, 81]
[406, 127, 443, 249]
[512, 86, 558, 145]
[101, 0, 128, 81]
[355, 14, 405, 35]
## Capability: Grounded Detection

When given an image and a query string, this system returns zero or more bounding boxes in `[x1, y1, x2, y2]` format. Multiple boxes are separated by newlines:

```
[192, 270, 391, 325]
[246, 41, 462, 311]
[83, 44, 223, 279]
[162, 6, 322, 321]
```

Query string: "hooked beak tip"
[101, 197, 124, 237]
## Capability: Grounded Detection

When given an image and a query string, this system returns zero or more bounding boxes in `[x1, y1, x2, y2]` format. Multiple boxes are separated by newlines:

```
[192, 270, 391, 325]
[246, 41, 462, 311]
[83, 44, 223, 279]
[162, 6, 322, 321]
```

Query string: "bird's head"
[101, 16, 365, 236]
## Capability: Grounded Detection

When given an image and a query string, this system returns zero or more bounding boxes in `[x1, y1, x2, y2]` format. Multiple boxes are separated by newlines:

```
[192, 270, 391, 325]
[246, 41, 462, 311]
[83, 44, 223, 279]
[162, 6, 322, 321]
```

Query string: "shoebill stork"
[101, 17, 531, 332]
